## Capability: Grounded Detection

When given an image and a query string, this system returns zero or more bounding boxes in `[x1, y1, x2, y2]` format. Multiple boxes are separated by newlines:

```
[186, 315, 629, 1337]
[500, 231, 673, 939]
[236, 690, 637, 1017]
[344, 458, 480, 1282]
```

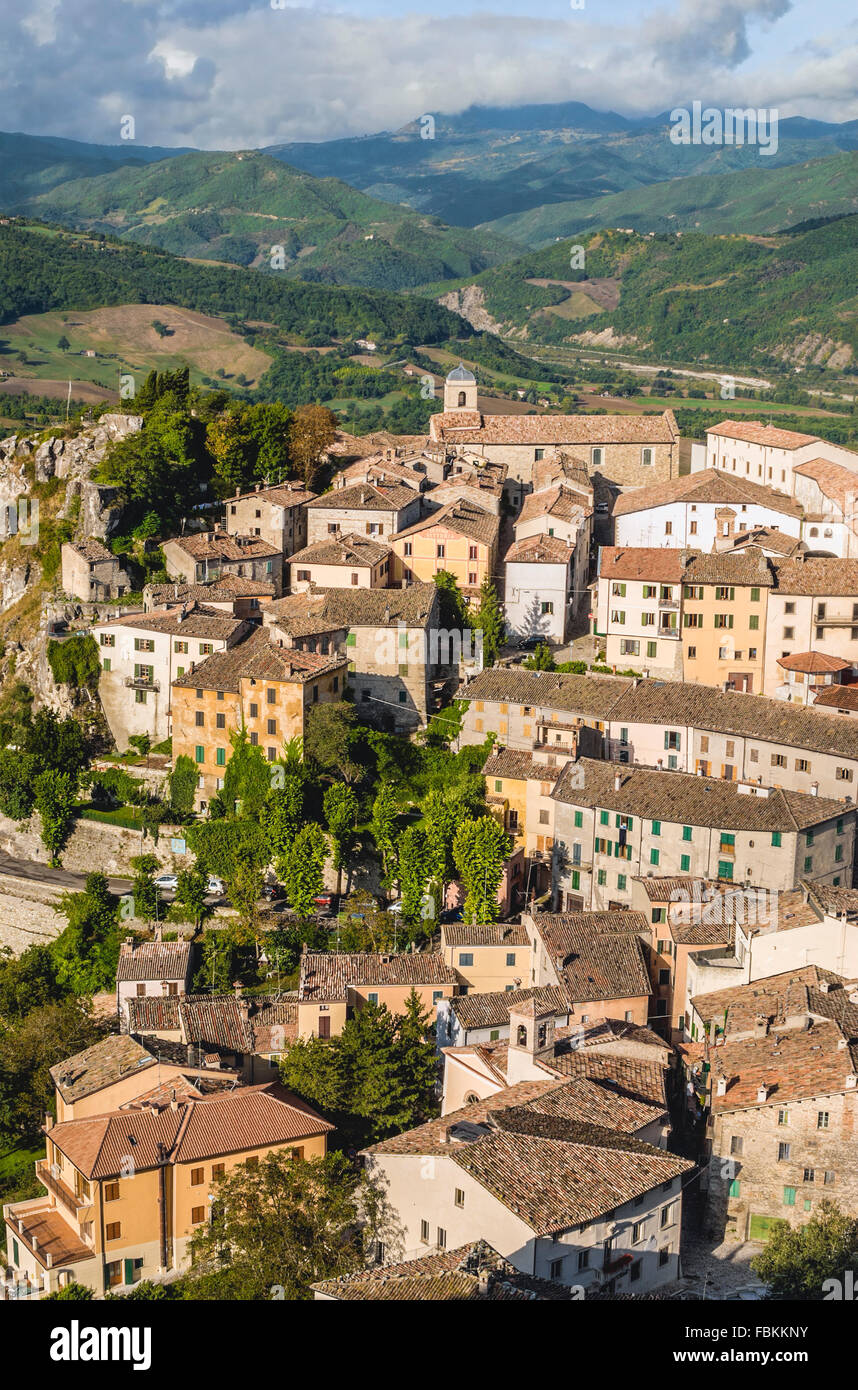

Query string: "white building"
[704, 420, 858, 499]
[613, 469, 803, 552]
[503, 535, 577, 643]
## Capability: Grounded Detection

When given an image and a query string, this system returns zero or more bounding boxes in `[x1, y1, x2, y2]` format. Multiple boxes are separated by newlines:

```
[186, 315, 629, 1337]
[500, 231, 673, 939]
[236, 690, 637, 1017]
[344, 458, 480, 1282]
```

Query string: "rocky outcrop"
[437, 285, 504, 334]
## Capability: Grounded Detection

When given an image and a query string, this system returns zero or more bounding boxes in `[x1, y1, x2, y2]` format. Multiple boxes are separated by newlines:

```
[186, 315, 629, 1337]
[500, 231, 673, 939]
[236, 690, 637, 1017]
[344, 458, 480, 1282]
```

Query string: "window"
[658, 1248, 670, 1268]
[436, 544, 445, 559]
[102, 657, 111, 671]
[437, 1227, 446, 1249]
[199, 643, 213, 657]
[641, 447, 654, 466]
[454, 1189, 465, 1209]
[660, 1202, 676, 1229]
[99, 633, 115, 648]
[506, 952, 516, 966]
[836, 767, 853, 782]
[617, 874, 627, 891]
[824, 1171, 836, 1186]
[778, 1142, 791, 1161]
[680, 854, 690, 872]
[574, 810, 583, 828]
[420, 1220, 430, 1244]
[818, 1111, 829, 1129]
[804, 857, 813, 873]
[647, 641, 657, 658]
[650, 848, 660, 866]
[803, 1168, 815, 1183]
[104, 1181, 120, 1202]
[194, 745, 204, 764]
[549, 1258, 564, 1280]
[783, 1187, 796, 1207]
[651, 819, 661, 836]
[211, 1164, 225, 1181]
[134, 637, 155, 652]
[174, 640, 189, 654]
[749, 614, 759, 630]
[730, 1135, 743, 1156]
[216, 748, 226, 767]
[191, 1206, 206, 1225]
[216, 712, 226, 729]
[106, 1222, 121, 1241]
[620, 639, 639, 656]
[367, 992, 378, 1005]
[191, 1167, 205, 1186]
[729, 1179, 741, 1198]
[612, 582, 627, 598]
[459, 952, 474, 967]
[714, 614, 733, 629]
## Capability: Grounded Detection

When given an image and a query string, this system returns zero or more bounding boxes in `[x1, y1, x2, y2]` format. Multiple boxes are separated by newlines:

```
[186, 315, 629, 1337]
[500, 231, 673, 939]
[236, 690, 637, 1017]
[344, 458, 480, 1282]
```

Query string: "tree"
[750, 1201, 858, 1299]
[397, 825, 434, 927]
[185, 1150, 370, 1299]
[281, 823, 328, 918]
[52, 873, 120, 994]
[33, 769, 76, 864]
[304, 702, 360, 782]
[289, 404, 337, 487]
[128, 733, 152, 761]
[57, 335, 70, 352]
[523, 641, 555, 671]
[396, 989, 438, 1128]
[187, 819, 269, 934]
[45, 1283, 94, 1301]
[452, 815, 511, 924]
[174, 867, 211, 931]
[221, 727, 271, 820]
[473, 576, 505, 666]
[433, 570, 471, 633]
[129, 853, 160, 925]
[169, 754, 199, 818]
[0, 999, 103, 1142]
[370, 782, 398, 889]
[423, 785, 485, 899]
[193, 922, 258, 995]
[0, 750, 40, 821]
[261, 778, 305, 868]
[0, 944, 65, 1020]
[323, 783, 358, 895]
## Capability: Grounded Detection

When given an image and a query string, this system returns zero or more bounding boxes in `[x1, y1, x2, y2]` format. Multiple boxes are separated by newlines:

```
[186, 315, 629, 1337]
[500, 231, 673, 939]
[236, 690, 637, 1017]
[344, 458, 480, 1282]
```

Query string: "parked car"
[313, 891, 338, 913]
[154, 873, 179, 892]
[206, 876, 225, 896]
[517, 634, 544, 651]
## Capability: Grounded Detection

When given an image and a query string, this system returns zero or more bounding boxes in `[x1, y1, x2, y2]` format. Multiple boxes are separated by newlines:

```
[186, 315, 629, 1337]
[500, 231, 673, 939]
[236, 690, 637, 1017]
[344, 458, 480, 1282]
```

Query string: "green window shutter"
[718, 861, 733, 881]
[650, 848, 660, 866]
[680, 854, 691, 872]
[617, 874, 627, 891]
[346, 632, 357, 647]
[771, 831, 781, 847]
[494, 780, 503, 793]
[571, 870, 580, 890]
[749, 615, 759, 630]
[600, 810, 609, 825]
[783, 1187, 796, 1207]
[647, 641, 657, 659]
[216, 747, 226, 767]
[804, 856, 813, 873]
[597, 869, 606, 886]
[751, 587, 760, 602]
[194, 746, 204, 763]
[729, 1179, 740, 1198]
[682, 826, 692, 841]
[652, 820, 661, 836]
[574, 811, 583, 828]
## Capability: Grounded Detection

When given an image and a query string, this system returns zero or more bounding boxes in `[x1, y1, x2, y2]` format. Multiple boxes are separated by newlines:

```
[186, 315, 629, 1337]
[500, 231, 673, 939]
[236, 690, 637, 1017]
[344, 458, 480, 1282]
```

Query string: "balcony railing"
[658, 627, 680, 639]
[124, 676, 160, 691]
[658, 598, 679, 610]
[35, 1162, 89, 1220]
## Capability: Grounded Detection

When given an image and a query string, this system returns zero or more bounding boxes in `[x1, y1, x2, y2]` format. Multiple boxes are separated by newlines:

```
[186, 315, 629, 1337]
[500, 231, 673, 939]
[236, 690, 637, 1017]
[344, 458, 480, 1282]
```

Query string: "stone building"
[688, 968, 858, 1242]
[296, 951, 459, 1039]
[224, 481, 316, 558]
[61, 539, 130, 602]
[305, 481, 420, 546]
[162, 530, 283, 595]
[286, 533, 391, 592]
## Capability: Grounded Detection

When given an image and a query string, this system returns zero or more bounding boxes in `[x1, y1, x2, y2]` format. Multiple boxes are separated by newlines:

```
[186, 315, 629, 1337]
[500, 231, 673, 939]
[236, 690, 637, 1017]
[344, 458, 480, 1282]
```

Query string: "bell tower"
[506, 996, 556, 1084]
[444, 362, 478, 412]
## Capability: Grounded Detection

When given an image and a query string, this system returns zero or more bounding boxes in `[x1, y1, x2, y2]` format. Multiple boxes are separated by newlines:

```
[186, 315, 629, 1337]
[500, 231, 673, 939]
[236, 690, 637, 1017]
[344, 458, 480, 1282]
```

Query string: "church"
[430, 363, 682, 493]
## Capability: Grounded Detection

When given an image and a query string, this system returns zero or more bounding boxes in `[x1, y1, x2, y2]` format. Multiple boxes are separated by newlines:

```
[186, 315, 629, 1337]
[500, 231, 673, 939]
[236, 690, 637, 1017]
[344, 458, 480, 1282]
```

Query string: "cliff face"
[0, 412, 142, 717]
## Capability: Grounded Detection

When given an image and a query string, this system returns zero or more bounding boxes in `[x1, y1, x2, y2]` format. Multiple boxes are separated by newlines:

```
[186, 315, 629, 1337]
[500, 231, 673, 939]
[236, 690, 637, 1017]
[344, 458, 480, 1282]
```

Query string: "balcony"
[3, 1196, 94, 1271]
[658, 627, 680, 640]
[658, 598, 679, 611]
[125, 675, 160, 691]
[35, 1161, 90, 1221]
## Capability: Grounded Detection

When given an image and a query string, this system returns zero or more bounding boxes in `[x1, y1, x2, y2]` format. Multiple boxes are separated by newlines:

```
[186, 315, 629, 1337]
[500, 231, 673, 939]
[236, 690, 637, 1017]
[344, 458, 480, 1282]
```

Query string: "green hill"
[27, 150, 522, 291]
[480, 150, 858, 245]
[423, 219, 858, 373]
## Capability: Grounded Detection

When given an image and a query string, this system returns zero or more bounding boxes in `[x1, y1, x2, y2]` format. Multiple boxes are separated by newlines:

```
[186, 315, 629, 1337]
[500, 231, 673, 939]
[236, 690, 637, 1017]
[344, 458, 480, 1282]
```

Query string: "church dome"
[447, 362, 476, 383]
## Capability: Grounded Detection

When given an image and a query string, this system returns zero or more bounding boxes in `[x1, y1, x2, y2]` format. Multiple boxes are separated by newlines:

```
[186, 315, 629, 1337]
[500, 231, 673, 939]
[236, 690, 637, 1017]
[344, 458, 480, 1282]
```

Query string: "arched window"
[464, 1092, 480, 1104]
[516, 1024, 527, 1047]
[457, 391, 467, 407]
[537, 1024, 547, 1048]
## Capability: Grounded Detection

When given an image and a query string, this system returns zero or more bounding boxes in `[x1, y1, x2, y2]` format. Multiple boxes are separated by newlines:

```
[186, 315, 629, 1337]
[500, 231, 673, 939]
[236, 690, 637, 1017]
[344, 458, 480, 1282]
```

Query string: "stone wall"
[0, 811, 187, 878]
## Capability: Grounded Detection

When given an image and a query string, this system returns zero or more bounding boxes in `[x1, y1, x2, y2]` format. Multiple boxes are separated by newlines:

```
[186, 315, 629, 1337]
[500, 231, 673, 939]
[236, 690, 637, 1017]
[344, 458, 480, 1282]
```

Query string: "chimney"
[811, 782, 819, 796]
[715, 1075, 727, 1097]
[846, 1074, 858, 1089]
[753, 1015, 769, 1039]
[756, 1083, 769, 1103]
[170, 1089, 178, 1111]
[233, 980, 242, 998]
[478, 1266, 492, 1296]
[614, 771, 622, 791]
[235, 488, 241, 498]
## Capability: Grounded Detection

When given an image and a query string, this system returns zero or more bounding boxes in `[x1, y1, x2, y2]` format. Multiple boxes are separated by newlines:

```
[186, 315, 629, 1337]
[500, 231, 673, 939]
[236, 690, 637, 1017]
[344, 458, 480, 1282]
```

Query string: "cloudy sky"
[5, 0, 858, 149]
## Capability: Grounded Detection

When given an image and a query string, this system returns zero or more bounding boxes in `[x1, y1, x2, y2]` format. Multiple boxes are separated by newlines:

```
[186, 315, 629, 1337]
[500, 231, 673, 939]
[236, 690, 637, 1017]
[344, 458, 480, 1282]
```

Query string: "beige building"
[705, 419, 858, 499]
[550, 757, 856, 913]
[287, 534, 391, 592]
[144, 574, 276, 619]
[116, 939, 193, 1031]
[93, 603, 250, 750]
[170, 626, 348, 807]
[305, 481, 420, 546]
[296, 952, 459, 1038]
[763, 556, 858, 696]
[163, 530, 282, 595]
[224, 481, 316, 558]
[439, 921, 531, 994]
[61, 539, 130, 602]
[458, 666, 628, 753]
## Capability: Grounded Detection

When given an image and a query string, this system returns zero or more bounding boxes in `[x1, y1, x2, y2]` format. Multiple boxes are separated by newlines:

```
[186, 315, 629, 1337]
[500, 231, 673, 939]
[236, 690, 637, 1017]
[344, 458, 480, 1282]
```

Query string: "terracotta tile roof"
[364, 1082, 690, 1231]
[541, 1051, 669, 1107]
[339, 457, 425, 489]
[772, 556, 858, 597]
[298, 952, 459, 1002]
[504, 534, 576, 565]
[682, 547, 774, 587]
[777, 650, 851, 673]
[728, 527, 806, 557]
[484, 748, 562, 784]
[179, 994, 297, 1053]
[529, 913, 651, 1006]
[708, 420, 820, 449]
[442, 922, 531, 948]
[50, 1036, 155, 1103]
[265, 582, 437, 633]
[794, 457, 858, 508]
[171, 626, 347, 691]
[93, 604, 247, 641]
[327, 430, 429, 460]
[449, 985, 568, 1032]
[312, 1240, 576, 1300]
[127, 996, 182, 1032]
[47, 1081, 332, 1179]
[599, 546, 686, 584]
[308, 481, 417, 512]
[146, 575, 276, 605]
[431, 409, 679, 447]
[607, 678, 858, 759]
[562, 1016, 672, 1054]
[552, 757, 849, 832]
[393, 498, 500, 548]
[613, 469, 801, 518]
[67, 537, 116, 563]
[230, 482, 316, 507]
[813, 685, 858, 712]
[532, 451, 592, 494]
[707, 1021, 858, 1111]
[692, 964, 847, 1036]
[461, 667, 631, 717]
[805, 881, 858, 917]
[116, 940, 191, 984]
[169, 531, 280, 561]
[287, 533, 391, 568]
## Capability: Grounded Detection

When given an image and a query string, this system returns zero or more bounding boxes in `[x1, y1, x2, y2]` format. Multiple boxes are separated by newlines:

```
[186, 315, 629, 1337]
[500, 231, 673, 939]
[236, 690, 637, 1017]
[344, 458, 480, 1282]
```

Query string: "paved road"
[0, 851, 132, 896]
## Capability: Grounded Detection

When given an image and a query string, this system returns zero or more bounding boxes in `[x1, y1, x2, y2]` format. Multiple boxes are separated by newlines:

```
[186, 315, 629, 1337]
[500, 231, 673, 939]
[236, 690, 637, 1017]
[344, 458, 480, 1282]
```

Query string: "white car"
[154, 873, 179, 891]
[206, 876, 225, 896]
